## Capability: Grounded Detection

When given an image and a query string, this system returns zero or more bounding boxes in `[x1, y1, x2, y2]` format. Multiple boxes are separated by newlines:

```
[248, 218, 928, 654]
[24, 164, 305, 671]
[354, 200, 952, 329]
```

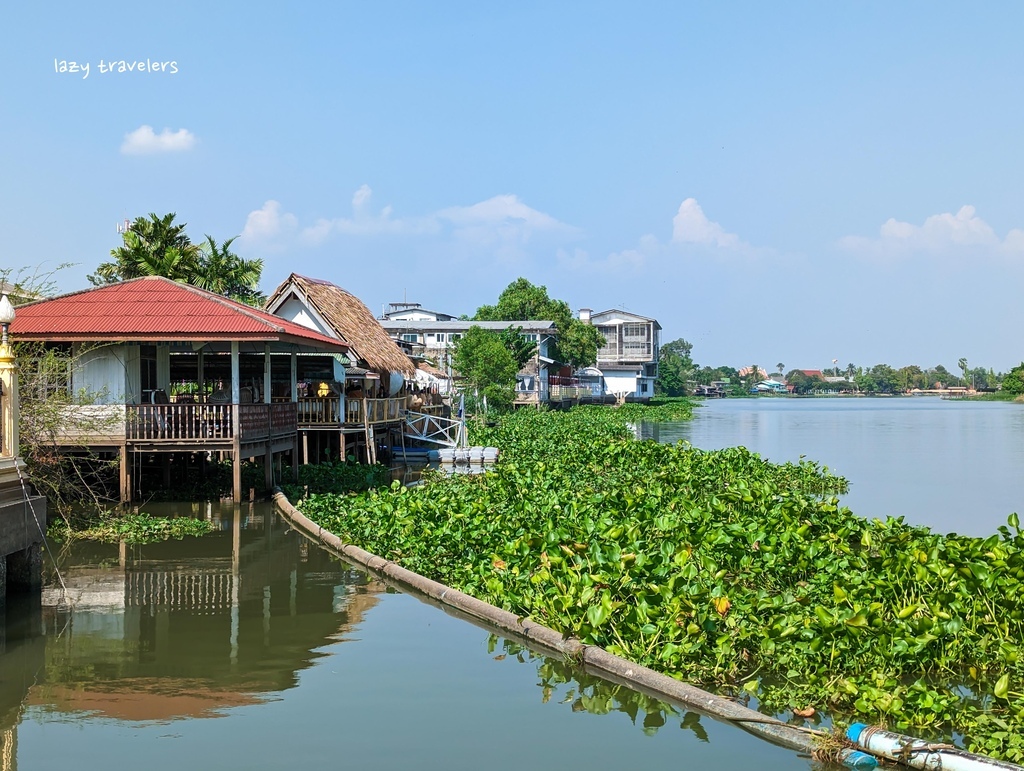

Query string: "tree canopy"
[88, 213, 265, 306]
[473, 278, 602, 369]
[452, 326, 519, 413]
[656, 338, 694, 396]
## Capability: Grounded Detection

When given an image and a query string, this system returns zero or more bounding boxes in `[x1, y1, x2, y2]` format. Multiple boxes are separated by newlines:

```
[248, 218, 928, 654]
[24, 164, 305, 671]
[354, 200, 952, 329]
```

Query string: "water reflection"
[485, 634, 714, 740]
[31, 502, 381, 724]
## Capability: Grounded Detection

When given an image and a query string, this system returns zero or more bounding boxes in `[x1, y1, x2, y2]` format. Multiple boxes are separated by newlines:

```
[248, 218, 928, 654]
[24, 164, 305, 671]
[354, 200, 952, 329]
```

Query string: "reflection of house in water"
[30, 504, 380, 722]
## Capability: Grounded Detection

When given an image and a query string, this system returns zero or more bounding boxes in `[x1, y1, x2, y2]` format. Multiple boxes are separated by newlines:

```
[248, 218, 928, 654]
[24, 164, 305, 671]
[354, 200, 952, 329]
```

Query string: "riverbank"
[295, 402, 1024, 762]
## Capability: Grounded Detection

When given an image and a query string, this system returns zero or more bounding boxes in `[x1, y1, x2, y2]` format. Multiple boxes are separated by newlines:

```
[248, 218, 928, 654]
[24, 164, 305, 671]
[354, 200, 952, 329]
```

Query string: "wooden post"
[264, 445, 273, 491]
[120, 445, 131, 503]
[290, 352, 298, 402]
[197, 349, 205, 399]
[263, 344, 272, 404]
[232, 448, 242, 503]
[302, 430, 308, 466]
[230, 342, 241, 404]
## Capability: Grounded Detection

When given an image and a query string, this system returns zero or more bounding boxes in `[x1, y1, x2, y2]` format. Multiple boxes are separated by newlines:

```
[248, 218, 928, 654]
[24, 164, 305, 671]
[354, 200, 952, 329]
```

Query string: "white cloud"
[671, 198, 742, 248]
[839, 205, 1024, 257]
[120, 125, 196, 155]
[240, 200, 297, 247]
[240, 187, 578, 262]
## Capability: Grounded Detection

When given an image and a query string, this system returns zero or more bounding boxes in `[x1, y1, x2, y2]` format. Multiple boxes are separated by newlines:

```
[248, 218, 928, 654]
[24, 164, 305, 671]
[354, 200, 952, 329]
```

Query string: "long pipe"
[847, 723, 1023, 771]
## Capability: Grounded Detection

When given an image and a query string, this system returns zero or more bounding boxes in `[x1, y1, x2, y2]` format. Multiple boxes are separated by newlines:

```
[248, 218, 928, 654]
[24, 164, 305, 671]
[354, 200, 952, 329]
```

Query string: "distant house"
[586, 308, 661, 400]
[379, 317, 558, 405]
[380, 302, 458, 323]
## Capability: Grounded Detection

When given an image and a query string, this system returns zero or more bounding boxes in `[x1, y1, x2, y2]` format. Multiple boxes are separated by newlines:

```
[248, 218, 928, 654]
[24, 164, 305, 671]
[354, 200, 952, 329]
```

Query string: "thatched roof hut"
[266, 274, 415, 378]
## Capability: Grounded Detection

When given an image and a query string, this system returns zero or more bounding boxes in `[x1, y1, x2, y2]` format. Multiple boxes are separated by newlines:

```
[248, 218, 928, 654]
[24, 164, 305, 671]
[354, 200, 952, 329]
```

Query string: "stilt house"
[9, 277, 349, 502]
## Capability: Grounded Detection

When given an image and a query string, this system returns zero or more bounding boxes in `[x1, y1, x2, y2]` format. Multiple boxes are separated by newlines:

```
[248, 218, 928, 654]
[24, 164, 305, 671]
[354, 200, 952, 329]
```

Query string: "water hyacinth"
[298, 404, 1024, 762]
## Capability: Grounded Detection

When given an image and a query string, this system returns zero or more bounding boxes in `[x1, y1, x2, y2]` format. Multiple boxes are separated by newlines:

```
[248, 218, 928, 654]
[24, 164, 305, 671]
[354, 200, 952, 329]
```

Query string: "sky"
[3, 1, 1024, 372]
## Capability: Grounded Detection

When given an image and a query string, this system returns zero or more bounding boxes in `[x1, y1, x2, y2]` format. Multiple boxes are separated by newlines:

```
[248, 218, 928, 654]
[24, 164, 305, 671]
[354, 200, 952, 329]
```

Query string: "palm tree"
[195, 236, 265, 307]
[777, 362, 785, 375]
[89, 213, 200, 285]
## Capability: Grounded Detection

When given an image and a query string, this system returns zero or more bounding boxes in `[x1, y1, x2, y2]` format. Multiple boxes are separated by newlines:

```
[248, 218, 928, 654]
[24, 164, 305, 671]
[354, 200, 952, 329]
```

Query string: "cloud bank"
[120, 125, 197, 155]
[240, 186, 580, 262]
[839, 205, 1024, 258]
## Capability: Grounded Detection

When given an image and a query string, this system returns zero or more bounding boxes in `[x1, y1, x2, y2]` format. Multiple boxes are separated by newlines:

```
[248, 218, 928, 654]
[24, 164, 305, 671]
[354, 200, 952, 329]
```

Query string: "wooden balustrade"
[125, 403, 297, 444]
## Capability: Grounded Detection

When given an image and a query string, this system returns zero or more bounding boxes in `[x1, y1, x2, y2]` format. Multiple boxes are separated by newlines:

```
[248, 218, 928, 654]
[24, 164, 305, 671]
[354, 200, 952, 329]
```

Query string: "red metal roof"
[9, 276, 349, 351]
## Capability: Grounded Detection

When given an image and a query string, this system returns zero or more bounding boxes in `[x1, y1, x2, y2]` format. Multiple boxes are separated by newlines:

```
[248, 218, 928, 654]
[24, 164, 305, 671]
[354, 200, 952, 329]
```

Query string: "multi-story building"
[584, 308, 661, 399]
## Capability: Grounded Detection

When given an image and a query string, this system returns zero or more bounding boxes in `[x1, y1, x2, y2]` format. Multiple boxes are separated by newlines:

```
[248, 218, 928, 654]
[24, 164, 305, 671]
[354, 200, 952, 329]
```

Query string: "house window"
[640, 382, 649, 394]
[401, 334, 418, 343]
[450, 333, 462, 342]
[622, 323, 649, 341]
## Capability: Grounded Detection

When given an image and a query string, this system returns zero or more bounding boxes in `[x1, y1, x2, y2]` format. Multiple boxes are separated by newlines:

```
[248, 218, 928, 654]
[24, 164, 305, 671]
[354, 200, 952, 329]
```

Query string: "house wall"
[73, 345, 132, 404]
[603, 370, 640, 397]
[277, 297, 334, 338]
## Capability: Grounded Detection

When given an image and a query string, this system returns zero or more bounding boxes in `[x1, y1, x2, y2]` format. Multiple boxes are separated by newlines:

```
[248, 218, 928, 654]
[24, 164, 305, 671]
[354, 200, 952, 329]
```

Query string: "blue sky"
[4, 1, 1024, 371]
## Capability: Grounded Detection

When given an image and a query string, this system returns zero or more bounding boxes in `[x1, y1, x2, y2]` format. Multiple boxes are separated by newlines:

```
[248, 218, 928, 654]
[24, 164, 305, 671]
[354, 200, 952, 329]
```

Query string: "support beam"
[290, 351, 298, 402]
[263, 343, 272, 404]
[232, 450, 242, 504]
[231, 341, 240, 404]
[197, 349, 205, 399]
[120, 445, 130, 503]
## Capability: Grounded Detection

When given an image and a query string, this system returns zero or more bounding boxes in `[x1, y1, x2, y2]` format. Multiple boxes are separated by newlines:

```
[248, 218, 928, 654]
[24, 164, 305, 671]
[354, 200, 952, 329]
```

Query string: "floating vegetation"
[298, 404, 1024, 761]
[49, 511, 214, 544]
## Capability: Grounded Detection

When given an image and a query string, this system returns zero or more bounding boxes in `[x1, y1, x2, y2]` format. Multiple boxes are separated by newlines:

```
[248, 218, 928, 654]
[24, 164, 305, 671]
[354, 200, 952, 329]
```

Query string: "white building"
[585, 308, 661, 400]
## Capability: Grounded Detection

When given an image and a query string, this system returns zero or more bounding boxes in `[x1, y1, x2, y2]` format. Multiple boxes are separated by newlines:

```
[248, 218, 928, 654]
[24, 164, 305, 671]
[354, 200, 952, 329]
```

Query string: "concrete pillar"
[7, 544, 41, 593]
[230, 342, 241, 404]
[0, 337, 18, 459]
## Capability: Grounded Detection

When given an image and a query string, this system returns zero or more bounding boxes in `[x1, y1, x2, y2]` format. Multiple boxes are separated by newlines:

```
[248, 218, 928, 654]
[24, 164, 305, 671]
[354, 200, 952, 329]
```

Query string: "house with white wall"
[584, 308, 661, 400]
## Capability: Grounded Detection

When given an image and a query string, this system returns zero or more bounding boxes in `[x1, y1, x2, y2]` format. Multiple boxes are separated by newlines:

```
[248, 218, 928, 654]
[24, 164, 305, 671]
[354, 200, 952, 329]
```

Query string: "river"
[0, 502, 807, 771]
[640, 396, 1024, 537]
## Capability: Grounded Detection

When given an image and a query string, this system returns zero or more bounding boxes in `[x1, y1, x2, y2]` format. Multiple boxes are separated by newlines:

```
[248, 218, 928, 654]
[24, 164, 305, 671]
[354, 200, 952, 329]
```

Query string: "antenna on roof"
[116, 218, 132, 234]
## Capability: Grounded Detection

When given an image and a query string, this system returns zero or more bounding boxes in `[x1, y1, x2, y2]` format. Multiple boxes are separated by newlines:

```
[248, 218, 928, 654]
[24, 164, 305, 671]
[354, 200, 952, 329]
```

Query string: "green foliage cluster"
[297, 405, 1024, 760]
[50, 511, 213, 544]
[279, 461, 390, 502]
[655, 339, 693, 397]
[88, 213, 265, 306]
[1001, 364, 1024, 396]
[453, 326, 519, 413]
[474, 278, 603, 369]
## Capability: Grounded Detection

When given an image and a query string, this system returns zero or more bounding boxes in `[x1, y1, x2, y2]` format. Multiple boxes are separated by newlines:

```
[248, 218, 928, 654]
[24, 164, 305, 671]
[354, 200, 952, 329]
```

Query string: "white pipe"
[847, 724, 1023, 771]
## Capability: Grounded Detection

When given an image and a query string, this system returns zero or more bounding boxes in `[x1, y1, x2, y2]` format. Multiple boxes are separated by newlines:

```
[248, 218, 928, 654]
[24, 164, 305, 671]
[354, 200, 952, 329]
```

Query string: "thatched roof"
[266, 274, 415, 376]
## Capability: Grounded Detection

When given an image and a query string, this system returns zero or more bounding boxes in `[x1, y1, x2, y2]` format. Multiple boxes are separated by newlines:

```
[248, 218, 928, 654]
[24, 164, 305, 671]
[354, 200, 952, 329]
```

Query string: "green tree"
[656, 338, 694, 396]
[89, 212, 200, 285]
[497, 326, 538, 370]
[194, 236, 265, 307]
[89, 214, 265, 307]
[452, 326, 518, 413]
[1001, 363, 1024, 395]
[474, 278, 602, 369]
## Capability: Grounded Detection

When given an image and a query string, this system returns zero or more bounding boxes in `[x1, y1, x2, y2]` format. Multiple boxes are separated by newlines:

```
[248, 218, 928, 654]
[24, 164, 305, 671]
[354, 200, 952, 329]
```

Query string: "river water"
[640, 396, 1024, 537]
[0, 502, 807, 771]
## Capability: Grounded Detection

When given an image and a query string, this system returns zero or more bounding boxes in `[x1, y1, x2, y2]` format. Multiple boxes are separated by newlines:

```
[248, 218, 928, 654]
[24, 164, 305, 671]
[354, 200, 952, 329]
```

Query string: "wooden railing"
[344, 397, 405, 426]
[296, 397, 343, 426]
[125, 403, 297, 444]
